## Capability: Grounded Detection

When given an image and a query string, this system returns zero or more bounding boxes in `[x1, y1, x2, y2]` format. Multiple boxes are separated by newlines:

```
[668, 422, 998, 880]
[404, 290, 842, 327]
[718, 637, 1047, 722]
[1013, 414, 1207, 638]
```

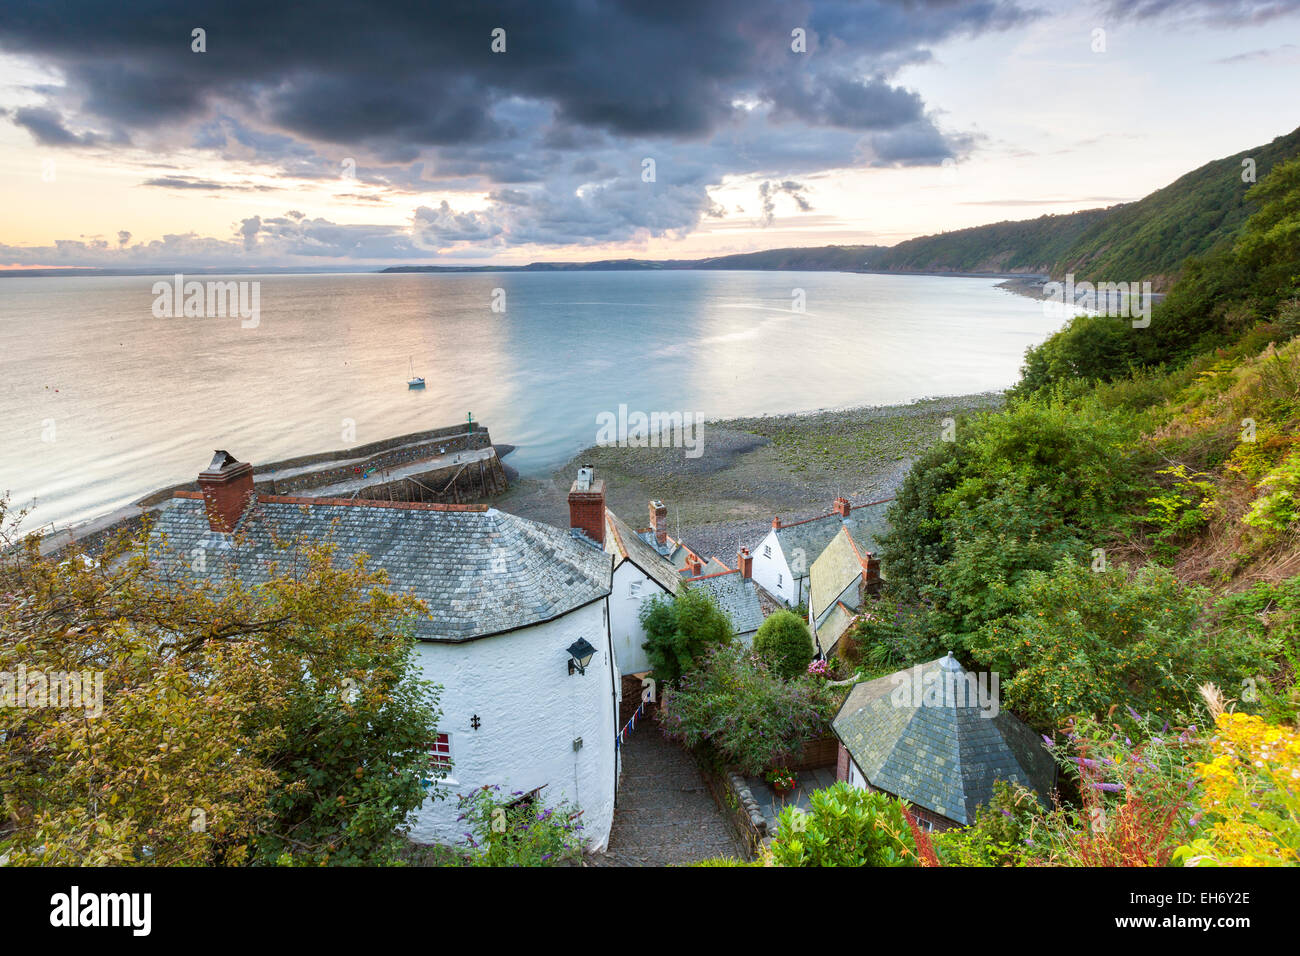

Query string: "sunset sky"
[1, 0, 1298, 271]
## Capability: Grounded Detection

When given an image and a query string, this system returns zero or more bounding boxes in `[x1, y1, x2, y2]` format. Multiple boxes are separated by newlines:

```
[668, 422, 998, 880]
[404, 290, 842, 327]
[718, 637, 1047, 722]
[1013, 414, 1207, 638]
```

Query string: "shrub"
[969, 557, 1269, 732]
[658, 644, 834, 775]
[768, 782, 921, 867]
[753, 610, 814, 679]
[1045, 714, 1201, 868]
[1243, 450, 1300, 536]
[639, 587, 733, 685]
[880, 393, 1142, 646]
[932, 782, 1045, 867]
[456, 785, 583, 867]
[1174, 711, 1300, 867]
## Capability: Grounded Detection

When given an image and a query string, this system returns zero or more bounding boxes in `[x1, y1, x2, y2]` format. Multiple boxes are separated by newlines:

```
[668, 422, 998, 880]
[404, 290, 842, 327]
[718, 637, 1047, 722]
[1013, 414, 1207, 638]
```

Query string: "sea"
[0, 269, 1062, 532]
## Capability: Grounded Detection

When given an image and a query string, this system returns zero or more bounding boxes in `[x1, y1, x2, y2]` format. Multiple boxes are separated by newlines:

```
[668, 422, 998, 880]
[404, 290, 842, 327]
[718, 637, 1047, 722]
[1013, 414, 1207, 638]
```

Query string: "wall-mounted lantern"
[566, 638, 597, 675]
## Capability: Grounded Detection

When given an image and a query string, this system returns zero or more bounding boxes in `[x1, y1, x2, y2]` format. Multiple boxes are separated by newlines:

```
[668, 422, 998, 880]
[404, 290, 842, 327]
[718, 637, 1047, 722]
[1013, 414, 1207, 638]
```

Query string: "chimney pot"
[196, 450, 255, 533]
[834, 497, 851, 518]
[772, 516, 781, 529]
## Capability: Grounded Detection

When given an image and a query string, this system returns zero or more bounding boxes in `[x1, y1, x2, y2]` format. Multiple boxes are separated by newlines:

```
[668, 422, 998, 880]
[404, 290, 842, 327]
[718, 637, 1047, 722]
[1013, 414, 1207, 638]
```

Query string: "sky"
[0, 0, 1298, 271]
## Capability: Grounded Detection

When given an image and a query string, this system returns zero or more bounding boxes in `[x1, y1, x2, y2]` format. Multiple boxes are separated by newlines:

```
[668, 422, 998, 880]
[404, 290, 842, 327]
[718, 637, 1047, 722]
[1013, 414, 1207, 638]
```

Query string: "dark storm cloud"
[0, 1, 1031, 148]
[7, 107, 101, 146]
[0, 0, 1037, 258]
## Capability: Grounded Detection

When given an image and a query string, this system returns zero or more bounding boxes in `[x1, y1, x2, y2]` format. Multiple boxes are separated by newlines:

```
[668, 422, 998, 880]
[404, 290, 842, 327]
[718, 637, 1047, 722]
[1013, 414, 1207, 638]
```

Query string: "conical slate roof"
[832, 653, 1056, 825]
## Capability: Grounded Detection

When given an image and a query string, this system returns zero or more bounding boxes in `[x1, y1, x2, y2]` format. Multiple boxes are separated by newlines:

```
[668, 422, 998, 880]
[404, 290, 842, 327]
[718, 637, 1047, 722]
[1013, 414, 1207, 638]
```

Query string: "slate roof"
[150, 494, 612, 643]
[605, 509, 681, 595]
[771, 498, 892, 575]
[810, 526, 867, 628]
[815, 601, 859, 657]
[685, 570, 768, 636]
[832, 654, 1056, 825]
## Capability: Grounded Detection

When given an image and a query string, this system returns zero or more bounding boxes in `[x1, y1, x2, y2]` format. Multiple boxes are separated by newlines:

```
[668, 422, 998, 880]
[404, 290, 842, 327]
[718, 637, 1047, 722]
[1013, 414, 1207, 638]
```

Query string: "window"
[628, 580, 643, 599]
[763, 545, 772, 558]
[431, 733, 452, 771]
[777, 573, 783, 587]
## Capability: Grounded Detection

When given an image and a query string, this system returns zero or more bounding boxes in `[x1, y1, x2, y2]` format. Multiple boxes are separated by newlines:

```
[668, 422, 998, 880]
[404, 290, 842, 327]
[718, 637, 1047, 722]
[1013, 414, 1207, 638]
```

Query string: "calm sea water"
[0, 270, 1059, 532]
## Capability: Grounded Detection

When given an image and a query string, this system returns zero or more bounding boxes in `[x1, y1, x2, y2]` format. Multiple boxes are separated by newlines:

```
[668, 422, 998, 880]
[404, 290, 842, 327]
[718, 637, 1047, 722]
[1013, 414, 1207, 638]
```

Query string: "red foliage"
[902, 806, 941, 867]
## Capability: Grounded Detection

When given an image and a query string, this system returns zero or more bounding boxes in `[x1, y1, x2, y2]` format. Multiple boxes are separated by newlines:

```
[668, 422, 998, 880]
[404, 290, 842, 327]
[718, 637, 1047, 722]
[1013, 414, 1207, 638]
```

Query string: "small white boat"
[407, 357, 426, 389]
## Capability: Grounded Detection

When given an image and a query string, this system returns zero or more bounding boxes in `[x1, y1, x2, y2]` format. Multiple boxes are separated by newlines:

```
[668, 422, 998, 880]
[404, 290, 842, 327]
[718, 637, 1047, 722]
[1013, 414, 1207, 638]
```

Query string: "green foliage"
[969, 558, 1271, 732]
[253, 645, 444, 866]
[456, 785, 583, 866]
[1243, 451, 1300, 536]
[768, 782, 921, 867]
[932, 782, 1043, 867]
[689, 856, 758, 866]
[0, 506, 445, 866]
[752, 609, 814, 679]
[1213, 577, 1300, 721]
[867, 125, 1300, 284]
[1017, 148, 1300, 394]
[639, 587, 733, 685]
[1142, 464, 1218, 560]
[1237, 156, 1300, 301]
[880, 394, 1141, 645]
[658, 644, 835, 776]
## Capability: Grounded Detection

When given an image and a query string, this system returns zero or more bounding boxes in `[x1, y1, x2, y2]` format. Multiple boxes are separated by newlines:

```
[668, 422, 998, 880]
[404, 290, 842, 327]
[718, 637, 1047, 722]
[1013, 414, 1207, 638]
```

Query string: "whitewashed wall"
[750, 528, 796, 605]
[406, 599, 619, 852]
[608, 560, 670, 675]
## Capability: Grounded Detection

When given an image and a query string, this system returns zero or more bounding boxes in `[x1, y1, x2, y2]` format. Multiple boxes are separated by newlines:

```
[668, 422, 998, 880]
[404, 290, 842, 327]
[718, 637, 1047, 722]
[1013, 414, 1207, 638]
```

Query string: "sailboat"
[407, 356, 426, 389]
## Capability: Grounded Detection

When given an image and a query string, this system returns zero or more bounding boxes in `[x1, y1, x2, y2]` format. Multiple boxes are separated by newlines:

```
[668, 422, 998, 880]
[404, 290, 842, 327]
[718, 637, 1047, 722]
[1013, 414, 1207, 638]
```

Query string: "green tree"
[753, 609, 814, 679]
[0, 502, 445, 866]
[639, 587, 733, 684]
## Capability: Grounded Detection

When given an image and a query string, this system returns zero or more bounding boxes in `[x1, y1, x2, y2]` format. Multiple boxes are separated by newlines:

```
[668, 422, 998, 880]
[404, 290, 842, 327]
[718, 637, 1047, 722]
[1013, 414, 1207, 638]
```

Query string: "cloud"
[758, 180, 813, 225]
[1213, 42, 1299, 63]
[0, 0, 1041, 262]
[1103, 0, 1300, 25]
[8, 106, 102, 146]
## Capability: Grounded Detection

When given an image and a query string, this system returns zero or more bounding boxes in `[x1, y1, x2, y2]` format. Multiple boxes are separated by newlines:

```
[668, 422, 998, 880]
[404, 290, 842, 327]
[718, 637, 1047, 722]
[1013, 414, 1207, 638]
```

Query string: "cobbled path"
[587, 724, 748, 867]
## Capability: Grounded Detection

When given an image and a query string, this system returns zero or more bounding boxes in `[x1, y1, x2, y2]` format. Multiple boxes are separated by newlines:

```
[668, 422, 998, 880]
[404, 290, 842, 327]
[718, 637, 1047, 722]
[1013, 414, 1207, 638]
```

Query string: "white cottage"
[750, 496, 893, 606]
[567, 472, 774, 672]
[150, 451, 620, 852]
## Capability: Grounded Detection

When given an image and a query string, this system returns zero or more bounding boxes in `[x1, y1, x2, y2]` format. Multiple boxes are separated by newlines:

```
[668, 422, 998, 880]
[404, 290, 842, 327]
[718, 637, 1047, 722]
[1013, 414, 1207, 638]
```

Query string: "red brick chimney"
[834, 496, 851, 518]
[568, 466, 606, 545]
[197, 450, 255, 533]
[649, 500, 668, 546]
[862, 551, 882, 596]
[687, 556, 703, 577]
[737, 548, 752, 580]
[772, 516, 781, 529]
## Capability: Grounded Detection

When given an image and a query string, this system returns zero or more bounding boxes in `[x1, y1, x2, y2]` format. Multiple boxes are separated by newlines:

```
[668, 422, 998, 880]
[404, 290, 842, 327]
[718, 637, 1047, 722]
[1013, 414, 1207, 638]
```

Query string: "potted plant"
[766, 767, 796, 794]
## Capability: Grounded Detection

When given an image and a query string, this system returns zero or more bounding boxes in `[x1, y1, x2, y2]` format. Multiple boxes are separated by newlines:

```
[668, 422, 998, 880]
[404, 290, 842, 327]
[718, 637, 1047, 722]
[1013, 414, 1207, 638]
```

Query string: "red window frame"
[431, 733, 452, 770]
